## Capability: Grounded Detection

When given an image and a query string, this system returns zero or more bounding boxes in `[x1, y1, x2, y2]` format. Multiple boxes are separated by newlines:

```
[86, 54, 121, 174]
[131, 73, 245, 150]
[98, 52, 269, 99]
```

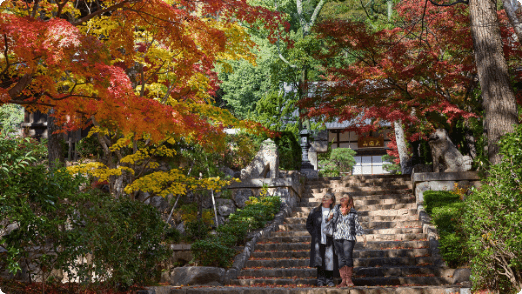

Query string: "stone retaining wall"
[412, 171, 477, 286]
[411, 171, 481, 205]
[160, 171, 306, 286]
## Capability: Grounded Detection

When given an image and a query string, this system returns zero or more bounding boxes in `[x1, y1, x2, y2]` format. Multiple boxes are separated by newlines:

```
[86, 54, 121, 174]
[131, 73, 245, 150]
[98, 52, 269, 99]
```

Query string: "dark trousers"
[334, 239, 355, 268]
[317, 244, 334, 285]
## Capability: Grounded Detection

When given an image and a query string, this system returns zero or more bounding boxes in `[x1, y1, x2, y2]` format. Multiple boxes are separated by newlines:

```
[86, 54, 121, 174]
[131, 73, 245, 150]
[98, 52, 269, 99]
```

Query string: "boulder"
[161, 266, 225, 286]
[176, 222, 185, 235]
[216, 199, 235, 217]
[240, 139, 279, 180]
[233, 189, 253, 208]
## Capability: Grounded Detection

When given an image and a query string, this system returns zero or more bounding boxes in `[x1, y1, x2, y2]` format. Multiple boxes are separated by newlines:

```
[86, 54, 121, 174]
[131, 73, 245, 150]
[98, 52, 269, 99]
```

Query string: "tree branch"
[427, 0, 469, 6]
[71, 0, 135, 26]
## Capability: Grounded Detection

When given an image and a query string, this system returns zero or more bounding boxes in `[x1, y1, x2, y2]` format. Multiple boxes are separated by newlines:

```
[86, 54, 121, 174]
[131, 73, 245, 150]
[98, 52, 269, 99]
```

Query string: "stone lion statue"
[428, 129, 473, 172]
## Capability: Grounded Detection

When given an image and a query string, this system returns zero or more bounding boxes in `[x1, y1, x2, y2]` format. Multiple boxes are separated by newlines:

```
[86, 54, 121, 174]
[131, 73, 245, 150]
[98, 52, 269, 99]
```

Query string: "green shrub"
[461, 123, 522, 293]
[319, 147, 356, 177]
[191, 237, 236, 268]
[274, 131, 301, 170]
[192, 195, 281, 267]
[0, 134, 169, 289]
[424, 190, 468, 267]
[185, 219, 210, 241]
[228, 196, 281, 231]
[164, 227, 182, 243]
[76, 135, 104, 159]
[216, 221, 249, 246]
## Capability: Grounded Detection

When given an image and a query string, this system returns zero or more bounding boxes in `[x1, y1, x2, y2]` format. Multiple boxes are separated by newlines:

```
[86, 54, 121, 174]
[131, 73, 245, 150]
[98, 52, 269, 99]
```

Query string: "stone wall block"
[216, 199, 235, 217]
[415, 182, 430, 204]
[233, 189, 253, 208]
[163, 266, 225, 286]
[452, 268, 471, 284]
[428, 181, 455, 193]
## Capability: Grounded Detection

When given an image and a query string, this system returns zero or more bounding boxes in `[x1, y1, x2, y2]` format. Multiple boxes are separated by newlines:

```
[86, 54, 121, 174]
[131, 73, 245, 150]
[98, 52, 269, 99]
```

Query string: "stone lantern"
[300, 128, 314, 171]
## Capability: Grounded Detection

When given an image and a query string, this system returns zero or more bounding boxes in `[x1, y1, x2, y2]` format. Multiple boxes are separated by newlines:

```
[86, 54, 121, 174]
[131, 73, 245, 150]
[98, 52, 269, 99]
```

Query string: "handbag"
[322, 207, 338, 237]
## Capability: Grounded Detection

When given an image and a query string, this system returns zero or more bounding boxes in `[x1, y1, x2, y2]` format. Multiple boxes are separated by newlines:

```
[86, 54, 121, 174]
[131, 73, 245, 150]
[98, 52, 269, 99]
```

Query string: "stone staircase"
[168, 175, 471, 294]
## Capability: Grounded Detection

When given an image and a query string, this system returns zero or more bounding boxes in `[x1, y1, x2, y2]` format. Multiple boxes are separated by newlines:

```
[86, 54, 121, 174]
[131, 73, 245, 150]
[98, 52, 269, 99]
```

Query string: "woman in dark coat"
[306, 192, 339, 287]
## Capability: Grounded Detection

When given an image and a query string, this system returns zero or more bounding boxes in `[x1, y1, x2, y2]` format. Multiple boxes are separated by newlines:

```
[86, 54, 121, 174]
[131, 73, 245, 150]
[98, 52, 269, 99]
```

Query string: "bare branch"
[71, 0, 134, 26]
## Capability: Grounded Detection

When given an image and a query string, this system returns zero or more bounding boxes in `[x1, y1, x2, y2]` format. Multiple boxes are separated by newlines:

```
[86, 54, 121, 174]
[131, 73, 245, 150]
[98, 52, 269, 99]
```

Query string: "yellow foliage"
[451, 182, 469, 201]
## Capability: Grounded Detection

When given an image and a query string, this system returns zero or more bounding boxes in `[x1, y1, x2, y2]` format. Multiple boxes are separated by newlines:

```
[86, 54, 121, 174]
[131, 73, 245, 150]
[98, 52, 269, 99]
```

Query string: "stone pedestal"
[411, 171, 481, 204]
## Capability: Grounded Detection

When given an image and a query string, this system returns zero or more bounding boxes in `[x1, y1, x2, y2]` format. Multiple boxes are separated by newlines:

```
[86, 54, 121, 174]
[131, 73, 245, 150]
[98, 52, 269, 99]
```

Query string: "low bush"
[461, 123, 522, 293]
[424, 190, 468, 268]
[191, 237, 236, 268]
[191, 195, 281, 267]
[185, 219, 210, 241]
[228, 195, 281, 231]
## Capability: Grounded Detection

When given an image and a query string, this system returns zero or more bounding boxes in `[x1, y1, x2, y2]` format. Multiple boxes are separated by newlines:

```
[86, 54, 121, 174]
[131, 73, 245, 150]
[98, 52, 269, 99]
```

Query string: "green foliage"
[185, 219, 210, 241]
[274, 131, 301, 170]
[461, 123, 522, 293]
[164, 227, 182, 243]
[191, 195, 281, 267]
[382, 154, 401, 174]
[424, 190, 468, 267]
[0, 104, 24, 133]
[255, 90, 299, 132]
[191, 236, 236, 268]
[76, 135, 104, 159]
[229, 196, 281, 231]
[0, 134, 169, 289]
[319, 147, 356, 177]
[216, 221, 249, 246]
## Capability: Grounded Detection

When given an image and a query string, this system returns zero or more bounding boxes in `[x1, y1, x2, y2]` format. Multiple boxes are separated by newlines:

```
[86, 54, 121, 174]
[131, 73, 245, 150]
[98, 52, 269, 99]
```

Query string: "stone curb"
[141, 285, 472, 294]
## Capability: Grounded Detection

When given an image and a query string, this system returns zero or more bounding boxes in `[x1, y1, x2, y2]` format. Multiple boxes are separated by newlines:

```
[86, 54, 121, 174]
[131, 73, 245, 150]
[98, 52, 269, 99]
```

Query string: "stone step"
[303, 187, 412, 196]
[306, 175, 412, 186]
[168, 285, 471, 294]
[254, 240, 430, 252]
[271, 227, 424, 237]
[244, 255, 433, 268]
[230, 276, 447, 287]
[294, 203, 417, 212]
[262, 233, 427, 243]
[292, 207, 418, 216]
[251, 248, 430, 259]
[277, 221, 422, 231]
[301, 193, 416, 201]
[299, 197, 416, 206]
[239, 265, 442, 278]
[283, 215, 420, 225]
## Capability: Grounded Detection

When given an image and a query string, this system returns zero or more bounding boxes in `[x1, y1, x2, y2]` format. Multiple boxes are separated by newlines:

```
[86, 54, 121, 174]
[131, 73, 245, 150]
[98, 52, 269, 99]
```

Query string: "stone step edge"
[151, 285, 471, 294]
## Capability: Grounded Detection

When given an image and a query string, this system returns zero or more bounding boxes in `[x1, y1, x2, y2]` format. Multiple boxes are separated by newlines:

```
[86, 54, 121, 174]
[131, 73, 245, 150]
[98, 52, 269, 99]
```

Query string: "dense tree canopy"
[0, 0, 282, 145]
[299, 0, 522, 142]
[0, 0, 285, 197]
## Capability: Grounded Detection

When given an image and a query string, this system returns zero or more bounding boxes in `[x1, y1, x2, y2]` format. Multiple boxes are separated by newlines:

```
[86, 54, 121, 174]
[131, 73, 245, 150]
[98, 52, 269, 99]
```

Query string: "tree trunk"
[394, 120, 411, 174]
[469, 0, 518, 165]
[502, 0, 522, 42]
[47, 108, 65, 168]
[387, 0, 393, 21]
